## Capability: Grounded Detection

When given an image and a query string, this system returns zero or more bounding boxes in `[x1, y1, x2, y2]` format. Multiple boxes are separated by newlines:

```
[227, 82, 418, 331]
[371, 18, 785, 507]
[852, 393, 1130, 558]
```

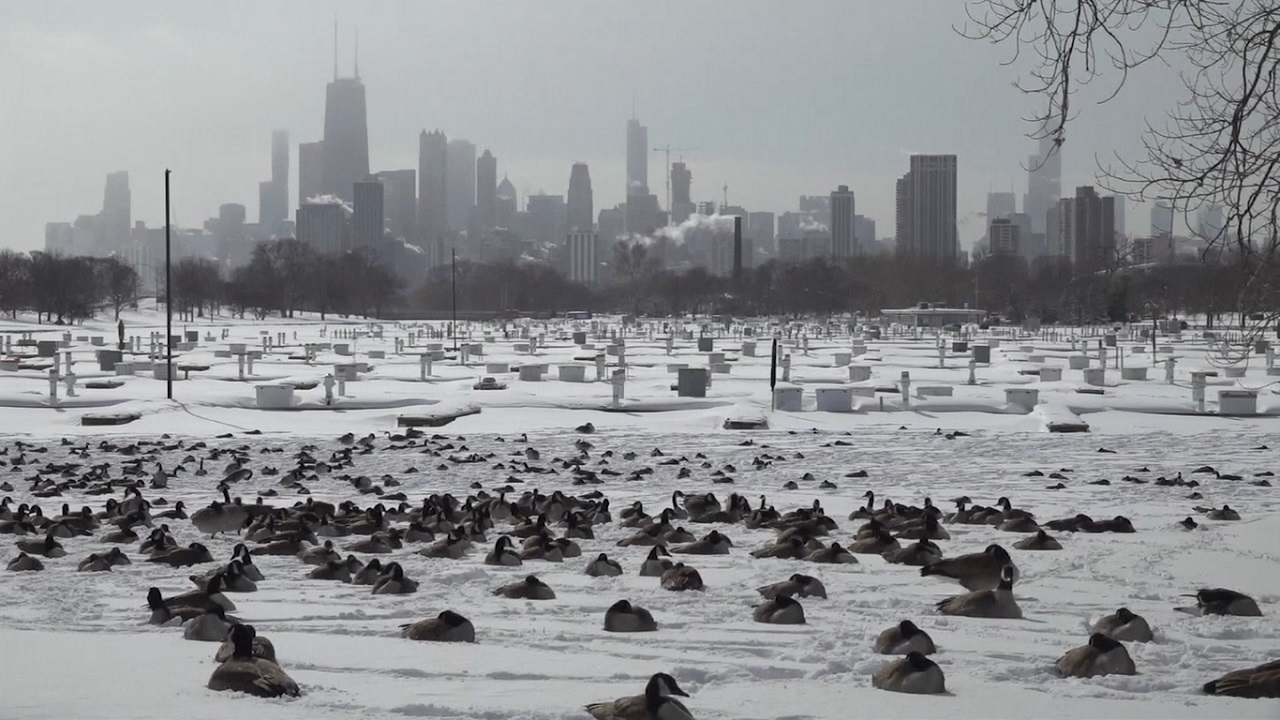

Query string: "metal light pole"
[164, 169, 173, 400]
[450, 248, 458, 352]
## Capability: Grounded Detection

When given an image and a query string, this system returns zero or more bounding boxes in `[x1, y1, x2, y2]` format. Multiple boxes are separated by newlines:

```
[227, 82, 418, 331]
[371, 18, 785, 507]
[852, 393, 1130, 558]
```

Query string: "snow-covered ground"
[0, 308, 1276, 718]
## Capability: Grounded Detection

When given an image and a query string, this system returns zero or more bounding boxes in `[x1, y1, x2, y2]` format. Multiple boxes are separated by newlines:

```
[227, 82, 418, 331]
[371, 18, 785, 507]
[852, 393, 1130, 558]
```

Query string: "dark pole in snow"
[164, 169, 173, 401]
[451, 248, 458, 352]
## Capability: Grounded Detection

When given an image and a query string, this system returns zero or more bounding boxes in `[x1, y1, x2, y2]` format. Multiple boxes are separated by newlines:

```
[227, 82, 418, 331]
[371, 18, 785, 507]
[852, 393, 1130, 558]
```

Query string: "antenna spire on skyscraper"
[354, 27, 360, 78]
[333, 15, 339, 80]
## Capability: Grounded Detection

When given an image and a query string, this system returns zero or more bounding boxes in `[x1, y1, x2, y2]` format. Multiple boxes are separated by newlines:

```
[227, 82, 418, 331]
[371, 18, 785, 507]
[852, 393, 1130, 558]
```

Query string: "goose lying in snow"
[586, 673, 693, 720]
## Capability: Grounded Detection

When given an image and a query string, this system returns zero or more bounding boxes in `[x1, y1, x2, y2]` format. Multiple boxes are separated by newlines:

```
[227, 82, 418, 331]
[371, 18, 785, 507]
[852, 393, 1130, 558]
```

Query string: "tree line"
[3, 238, 1267, 329]
[0, 250, 139, 323]
[414, 241, 1267, 329]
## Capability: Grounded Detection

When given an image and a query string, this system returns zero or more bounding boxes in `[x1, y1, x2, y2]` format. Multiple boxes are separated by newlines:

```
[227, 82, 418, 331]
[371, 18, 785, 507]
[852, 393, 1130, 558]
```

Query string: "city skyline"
[2, 1, 1193, 252]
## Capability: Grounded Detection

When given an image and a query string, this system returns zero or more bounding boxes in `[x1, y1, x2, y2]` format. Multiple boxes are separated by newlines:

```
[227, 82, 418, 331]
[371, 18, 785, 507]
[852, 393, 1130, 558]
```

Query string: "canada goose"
[298, 540, 339, 565]
[229, 545, 264, 581]
[585, 553, 623, 577]
[750, 537, 808, 560]
[586, 672, 693, 720]
[308, 560, 352, 582]
[208, 624, 300, 698]
[806, 542, 857, 564]
[214, 626, 277, 663]
[604, 600, 658, 632]
[419, 529, 471, 560]
[155, 501, 187, 520]
[191, 495, 250, 536]
[1014, 529, 1062, 551]
[758, 574, 827, 600]
[401, 610, 476, 642]
[519, 538, 564, 562]
[1206, 505, 1241, 521]
[851, 529, 900, 555]
[639, 547, 673, 577]
[166, 573, 236, 613]
[998, 515, 1040, 533]
[872, 652, 946, 694]
[493, 574, 556, 600]
[920, 544, 1018, 591]
[883, 539, 944, 566]
[100, 525, 140, 544]
[183, 605, 239, 642]
[149, 542, 214, 567]
[849, 491, 876, 520]
[1175, 588, 1262, 617]
[1089, 516, 1136, 533]
[6, 552, 44, 571]
[77, 553, 113, 572]
[1202, 659, 1280, 699]
[897, 515, 951, 541]
[14, 533, 66, 558]
[1056, 633, 1136, 678]
[936, 565, 1022, 619]
[370, 563, 418, 595]
[195, 560, 257, 593]
[753, 595, 805, 624]
[673, 530, 731, 555]
[661, 563, 704, 592]
[681, 492, 720, 520]
[874, 620, 936, 655]
[1092, 608, 1153, 642]
[351, 558, 384, 585]
[1178, 517, 1199, 530]
[665, 491, 689, 520]
[484, 536, 522, 566]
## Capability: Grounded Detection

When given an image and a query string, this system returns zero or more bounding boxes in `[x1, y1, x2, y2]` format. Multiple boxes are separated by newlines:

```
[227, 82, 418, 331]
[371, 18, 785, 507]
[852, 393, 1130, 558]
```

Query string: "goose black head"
[609, 599, 633, 613]
[899, 620, 921, 636]
[439, 610, 467, 626]
[905, 651, 935, 671]
[1087, 633, 1123, 652]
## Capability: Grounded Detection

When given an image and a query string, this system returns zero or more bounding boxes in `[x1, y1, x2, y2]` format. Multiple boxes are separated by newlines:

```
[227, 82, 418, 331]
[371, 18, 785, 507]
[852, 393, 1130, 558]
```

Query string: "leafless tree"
[962, 1, 1279, 346]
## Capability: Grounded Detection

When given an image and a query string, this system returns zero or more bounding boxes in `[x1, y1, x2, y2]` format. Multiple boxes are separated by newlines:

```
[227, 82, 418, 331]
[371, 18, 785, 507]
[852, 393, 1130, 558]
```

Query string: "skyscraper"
[299, 141, 325, 205]
[476, 150, 497, 232]
[417, 129, 448, 248]
[259, 130, 290, 230]
[853, 215, 876, 251]
[353, 179, 385, 249]
[1023, 136, 1061, 234]
[101, 171, 131, 252]
[670, 161, 694, 224]
[374, 169, 416, 241]
[495, 175, 517, 230]
[446, 139, 476, 234]
[906, 155, 958, 261]
[1070, 186, 1116, 273]
[747, 211, 775, 253]
[526, 194, 566, 245]
[626, 117, 649, 197]
[830, 184, 857, 258]
[894, 174, 912, 253]
[568, 231, 599, 285]
[297, 198, 350, 253]
[320, 68, 370, 203]
[567, 163, 594, 232]
[988, 218, 1020, 255]
[271, 129, 289, 189]
[1151, 200, 1175, 237]
[986, 192, 1016, 222]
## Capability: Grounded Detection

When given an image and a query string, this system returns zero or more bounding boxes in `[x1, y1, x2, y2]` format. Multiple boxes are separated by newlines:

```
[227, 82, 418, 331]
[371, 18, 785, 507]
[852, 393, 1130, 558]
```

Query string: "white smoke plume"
[626, 213, 738, 247]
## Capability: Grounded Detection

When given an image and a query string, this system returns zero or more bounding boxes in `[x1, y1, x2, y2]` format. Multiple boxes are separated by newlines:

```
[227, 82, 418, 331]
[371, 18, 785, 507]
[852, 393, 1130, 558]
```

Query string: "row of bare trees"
[409, 239, 1262, 326]
[175, 239, 404, 322]
[0, 250, 138, 323]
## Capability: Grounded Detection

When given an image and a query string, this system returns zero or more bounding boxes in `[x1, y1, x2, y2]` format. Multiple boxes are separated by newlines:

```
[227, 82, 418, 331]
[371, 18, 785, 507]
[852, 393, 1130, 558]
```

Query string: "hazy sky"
[1, 0, 1188, 252]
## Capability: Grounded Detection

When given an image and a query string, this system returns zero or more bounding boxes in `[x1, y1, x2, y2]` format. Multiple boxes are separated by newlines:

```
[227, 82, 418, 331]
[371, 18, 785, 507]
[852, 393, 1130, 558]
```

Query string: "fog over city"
[2, 0, 1189, 253]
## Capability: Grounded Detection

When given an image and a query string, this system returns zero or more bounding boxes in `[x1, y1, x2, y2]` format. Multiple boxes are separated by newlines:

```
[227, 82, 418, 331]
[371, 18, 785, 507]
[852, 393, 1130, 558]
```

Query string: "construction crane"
[652, 145, 699, 226]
